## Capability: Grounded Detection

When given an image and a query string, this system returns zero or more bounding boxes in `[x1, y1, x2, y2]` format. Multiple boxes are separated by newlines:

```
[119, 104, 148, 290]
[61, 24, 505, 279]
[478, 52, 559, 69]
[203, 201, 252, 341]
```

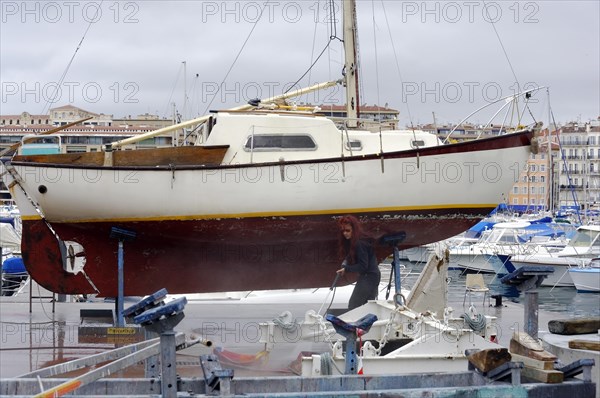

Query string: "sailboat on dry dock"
[1, 0, 541, 297]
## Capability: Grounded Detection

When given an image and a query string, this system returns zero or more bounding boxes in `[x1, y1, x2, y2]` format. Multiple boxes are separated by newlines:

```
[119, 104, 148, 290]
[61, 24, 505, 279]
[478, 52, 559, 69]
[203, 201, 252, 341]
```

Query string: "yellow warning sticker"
[107, 327, 137, 335]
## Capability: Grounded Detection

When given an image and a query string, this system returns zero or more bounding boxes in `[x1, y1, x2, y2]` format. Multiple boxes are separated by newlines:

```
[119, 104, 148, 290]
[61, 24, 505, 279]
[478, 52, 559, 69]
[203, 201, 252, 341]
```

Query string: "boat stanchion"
[325, 313, 377, 374]
[501, 266, 554, 339]
[132, 290, 188, 398]
[109, 227, 136, 328]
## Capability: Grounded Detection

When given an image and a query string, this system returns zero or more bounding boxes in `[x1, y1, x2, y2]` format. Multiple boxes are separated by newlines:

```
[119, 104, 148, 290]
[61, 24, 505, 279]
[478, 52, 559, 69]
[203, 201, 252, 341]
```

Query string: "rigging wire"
[371, 0, 382, 124]
[201, 1, 271, 115]
[482, 0, 537, 125]
[306, 2, 321, 104]
[41, 0, 104, 115]
[550, 107, 583, 225]
[285, 0, 342, 95]
[380, 0, 415, 129]
[162, 64, 183, 118]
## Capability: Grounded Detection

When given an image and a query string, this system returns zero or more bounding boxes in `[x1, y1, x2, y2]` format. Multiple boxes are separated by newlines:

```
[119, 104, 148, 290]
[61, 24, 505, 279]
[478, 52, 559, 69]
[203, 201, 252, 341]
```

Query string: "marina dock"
[0, 271, 597, 397]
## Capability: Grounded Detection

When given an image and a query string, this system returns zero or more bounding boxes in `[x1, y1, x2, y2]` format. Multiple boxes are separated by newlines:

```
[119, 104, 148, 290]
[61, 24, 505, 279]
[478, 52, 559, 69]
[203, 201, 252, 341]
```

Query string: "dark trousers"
[348, 273, 380, 310]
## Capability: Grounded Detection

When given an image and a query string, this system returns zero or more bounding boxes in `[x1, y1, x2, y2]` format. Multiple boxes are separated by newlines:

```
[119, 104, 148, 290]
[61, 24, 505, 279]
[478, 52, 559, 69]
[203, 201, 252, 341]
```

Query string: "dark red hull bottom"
[21, 209, 492, 296]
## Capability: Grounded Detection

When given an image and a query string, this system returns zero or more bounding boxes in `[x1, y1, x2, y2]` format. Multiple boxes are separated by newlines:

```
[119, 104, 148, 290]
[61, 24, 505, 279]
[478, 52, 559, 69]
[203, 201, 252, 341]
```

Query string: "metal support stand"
[325, 313, 378, 374]
[123, 288, 168, 379]
[110, 227, 136, 328]
[133, 292, 187, 398]
[380, 233, 406, 306]
[501, 266, 553, 339]
[558, 359, 595, 382]
[200, 355, 234, 396]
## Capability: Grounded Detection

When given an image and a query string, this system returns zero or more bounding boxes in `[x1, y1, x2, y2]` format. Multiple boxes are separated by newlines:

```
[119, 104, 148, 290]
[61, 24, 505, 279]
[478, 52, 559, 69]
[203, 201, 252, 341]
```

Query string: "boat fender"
[530, 136, 540, 155]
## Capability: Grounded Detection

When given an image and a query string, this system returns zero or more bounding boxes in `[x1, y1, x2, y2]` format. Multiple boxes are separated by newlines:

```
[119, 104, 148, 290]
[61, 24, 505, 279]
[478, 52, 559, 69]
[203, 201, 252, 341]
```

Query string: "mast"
[342, 0, 359, 128]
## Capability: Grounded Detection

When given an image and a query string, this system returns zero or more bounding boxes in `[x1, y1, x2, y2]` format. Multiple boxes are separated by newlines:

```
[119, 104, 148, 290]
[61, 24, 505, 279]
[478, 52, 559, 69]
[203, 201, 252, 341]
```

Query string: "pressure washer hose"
[317, 273, 341, 315]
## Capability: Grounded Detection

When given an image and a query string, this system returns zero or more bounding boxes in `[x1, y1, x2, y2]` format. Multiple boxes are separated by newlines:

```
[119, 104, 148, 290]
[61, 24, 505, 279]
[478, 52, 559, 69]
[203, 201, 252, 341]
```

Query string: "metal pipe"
[117, 241, 124, 327]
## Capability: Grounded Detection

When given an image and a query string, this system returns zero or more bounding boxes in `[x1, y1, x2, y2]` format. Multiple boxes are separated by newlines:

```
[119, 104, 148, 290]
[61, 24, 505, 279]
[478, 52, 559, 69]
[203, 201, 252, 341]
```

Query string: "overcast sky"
[1, 0, 598, 127]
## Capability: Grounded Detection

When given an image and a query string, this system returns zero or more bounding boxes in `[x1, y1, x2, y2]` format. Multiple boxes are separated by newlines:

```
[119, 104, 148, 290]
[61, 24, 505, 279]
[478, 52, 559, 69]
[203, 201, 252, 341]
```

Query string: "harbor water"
[400, 262, 600, 318]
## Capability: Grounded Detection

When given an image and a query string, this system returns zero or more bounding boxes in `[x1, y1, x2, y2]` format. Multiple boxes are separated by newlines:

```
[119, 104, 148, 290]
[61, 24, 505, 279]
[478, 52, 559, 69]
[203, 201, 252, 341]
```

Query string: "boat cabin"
[203, 112, 441, 164]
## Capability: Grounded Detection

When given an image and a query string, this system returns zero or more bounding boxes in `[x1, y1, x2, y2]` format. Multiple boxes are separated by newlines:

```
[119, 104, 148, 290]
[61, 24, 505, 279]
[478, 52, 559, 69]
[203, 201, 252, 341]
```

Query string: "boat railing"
[442, 86, 546, 144]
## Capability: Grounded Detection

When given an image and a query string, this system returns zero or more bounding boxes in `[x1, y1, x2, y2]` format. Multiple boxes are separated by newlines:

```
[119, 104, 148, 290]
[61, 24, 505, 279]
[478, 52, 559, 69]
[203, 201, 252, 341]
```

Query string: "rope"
[318, 352, 343, 375]
[460, 312, 487, 332]
[272, 311, 298, 331]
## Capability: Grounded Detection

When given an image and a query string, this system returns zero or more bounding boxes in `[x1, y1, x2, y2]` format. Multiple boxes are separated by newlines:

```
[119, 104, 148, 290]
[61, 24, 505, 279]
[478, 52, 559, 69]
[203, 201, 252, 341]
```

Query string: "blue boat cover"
[2, 257, 26, 274]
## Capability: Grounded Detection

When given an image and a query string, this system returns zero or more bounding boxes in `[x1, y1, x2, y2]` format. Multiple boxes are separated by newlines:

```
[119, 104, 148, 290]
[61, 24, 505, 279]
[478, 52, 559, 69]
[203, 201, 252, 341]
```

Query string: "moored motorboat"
[568, 258, 600, 293]
[505, 225, 600, 287]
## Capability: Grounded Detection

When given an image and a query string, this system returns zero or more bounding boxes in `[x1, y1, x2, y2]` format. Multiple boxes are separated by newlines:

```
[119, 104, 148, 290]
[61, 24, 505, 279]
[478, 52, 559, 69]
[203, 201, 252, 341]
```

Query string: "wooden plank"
[13, 152, 104, 166]
[521, 366, 564, 383]
[466, 348, 511, 373]
[548, 317, 600, 335]
[12, 145, 229, 167]
[113, 145, 229, 166]
[510, 353, 555, 370]
[510, 332, 557, 361]
[568, 339, 600, 352]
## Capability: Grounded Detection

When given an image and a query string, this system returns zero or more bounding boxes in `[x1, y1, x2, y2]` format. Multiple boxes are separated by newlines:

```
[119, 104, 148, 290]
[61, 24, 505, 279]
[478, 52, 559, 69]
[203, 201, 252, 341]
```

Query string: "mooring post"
[501, 266, 553, 340]
[524, 291, 539, 339]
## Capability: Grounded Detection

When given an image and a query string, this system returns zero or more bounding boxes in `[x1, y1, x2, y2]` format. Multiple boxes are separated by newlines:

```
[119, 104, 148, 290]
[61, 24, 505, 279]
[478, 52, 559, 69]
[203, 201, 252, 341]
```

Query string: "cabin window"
[411, 140, 425, 148]
[244, 134, 317, 151]
[345, 140, 363, 151]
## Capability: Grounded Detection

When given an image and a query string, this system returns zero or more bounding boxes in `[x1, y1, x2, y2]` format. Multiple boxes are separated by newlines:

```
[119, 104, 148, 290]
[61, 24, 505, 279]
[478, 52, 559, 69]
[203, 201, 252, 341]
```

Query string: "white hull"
[568, 267, 600, 292]
[10, 145, 529, 224]
[509, 256, 585, 287]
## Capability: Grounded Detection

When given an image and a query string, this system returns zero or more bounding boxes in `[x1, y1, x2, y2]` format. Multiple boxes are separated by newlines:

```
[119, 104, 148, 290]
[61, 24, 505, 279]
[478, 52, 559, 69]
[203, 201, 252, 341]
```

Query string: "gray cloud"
[1, 0, 598, 126]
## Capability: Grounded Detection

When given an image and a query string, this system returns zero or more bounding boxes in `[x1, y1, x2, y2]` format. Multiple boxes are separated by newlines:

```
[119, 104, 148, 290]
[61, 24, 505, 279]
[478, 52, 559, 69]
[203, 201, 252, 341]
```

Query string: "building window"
[523, 198, 528, 205]
[522, 176, 527, 182]
[513, 198, 518, 204]
[531, 176, 536, 183]
[540, 187, 545, 194]
[522, 187, 527, 194]
[531, 199, 536, 204]
[531, 187, 536, 194]
[541, 176, 545, 183]
[540, 165, 545, 172]
[530, 165, 537, 172]
[513, 187, 518, 194]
